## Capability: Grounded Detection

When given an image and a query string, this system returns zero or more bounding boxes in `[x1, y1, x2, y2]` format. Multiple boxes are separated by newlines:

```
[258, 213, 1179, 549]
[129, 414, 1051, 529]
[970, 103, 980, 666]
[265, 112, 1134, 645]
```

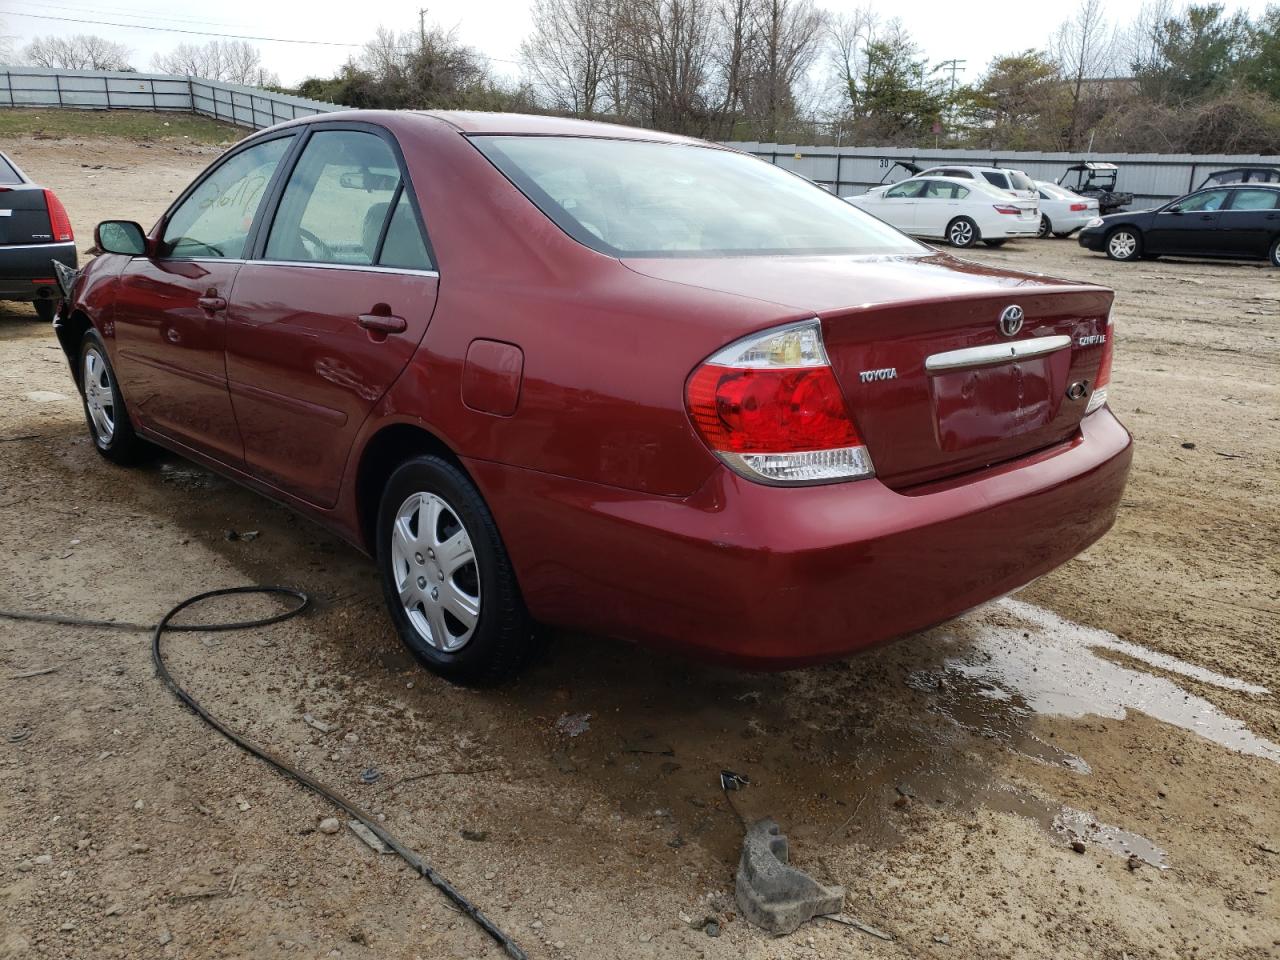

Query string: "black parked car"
[0, 150, 77, 321]
[1078, 183, 1280, 266]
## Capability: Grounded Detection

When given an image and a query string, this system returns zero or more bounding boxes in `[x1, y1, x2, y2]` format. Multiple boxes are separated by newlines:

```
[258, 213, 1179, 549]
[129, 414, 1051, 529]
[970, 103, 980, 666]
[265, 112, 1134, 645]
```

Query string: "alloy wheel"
[83, 348, 116, 443]
[1108, 231, 1137, 260]
[390, 491, 481, 652]
[1038, 215, 1050, 238]
[949, 220, 974, 246]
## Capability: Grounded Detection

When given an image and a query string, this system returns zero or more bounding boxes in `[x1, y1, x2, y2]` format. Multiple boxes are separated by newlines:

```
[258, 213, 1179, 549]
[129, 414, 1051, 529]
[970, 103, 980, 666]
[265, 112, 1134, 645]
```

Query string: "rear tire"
[1104, 227, 1141, 262]
[33, 299, 55, 323]
[376, 454, 536, 685]
[1269, 236, 1280, 268]
[78, 330, 150, 464]
[1038, 215, 1052, 239]
[947, 217, 979, 248]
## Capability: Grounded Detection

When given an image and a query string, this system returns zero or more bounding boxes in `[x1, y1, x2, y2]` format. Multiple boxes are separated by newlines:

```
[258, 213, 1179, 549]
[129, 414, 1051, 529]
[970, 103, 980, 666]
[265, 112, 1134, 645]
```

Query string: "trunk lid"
[623, 252, 1113, 488]
[821, 286, 1111, 488]
[0, 186, 54, 246]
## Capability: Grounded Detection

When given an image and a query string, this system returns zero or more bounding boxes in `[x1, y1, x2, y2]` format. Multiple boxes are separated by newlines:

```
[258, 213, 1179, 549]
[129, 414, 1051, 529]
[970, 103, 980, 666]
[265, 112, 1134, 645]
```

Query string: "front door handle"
[197, 295, 227, 312]
[358, 312, 407, 334]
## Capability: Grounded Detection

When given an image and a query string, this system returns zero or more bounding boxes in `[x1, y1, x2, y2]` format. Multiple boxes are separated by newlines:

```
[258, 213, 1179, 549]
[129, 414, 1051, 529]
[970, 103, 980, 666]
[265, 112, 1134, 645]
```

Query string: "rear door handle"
[197, 296, 227, 312]
[358, 313, 407, 334]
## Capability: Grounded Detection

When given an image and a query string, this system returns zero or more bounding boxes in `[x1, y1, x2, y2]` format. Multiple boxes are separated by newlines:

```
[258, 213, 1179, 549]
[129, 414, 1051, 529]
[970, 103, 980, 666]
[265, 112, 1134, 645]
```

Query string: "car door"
[872, 180, 924, 232]
[1216, 188, 1280, 258]
[225, 124, 439, 508]
[112, 133, 296, 463]
[913, 180, 962, 237]
[1145, 188, 1230, 256]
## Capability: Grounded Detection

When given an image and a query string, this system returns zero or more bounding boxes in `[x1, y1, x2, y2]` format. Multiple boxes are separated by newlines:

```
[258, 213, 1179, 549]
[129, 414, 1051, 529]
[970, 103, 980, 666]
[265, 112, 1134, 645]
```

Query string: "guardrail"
[0, 66, 342, 130]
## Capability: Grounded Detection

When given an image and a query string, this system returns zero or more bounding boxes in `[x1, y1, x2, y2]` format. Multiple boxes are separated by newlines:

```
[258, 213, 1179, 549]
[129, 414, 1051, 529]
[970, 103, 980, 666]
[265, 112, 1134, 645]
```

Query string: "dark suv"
[0, 150, 77, 321]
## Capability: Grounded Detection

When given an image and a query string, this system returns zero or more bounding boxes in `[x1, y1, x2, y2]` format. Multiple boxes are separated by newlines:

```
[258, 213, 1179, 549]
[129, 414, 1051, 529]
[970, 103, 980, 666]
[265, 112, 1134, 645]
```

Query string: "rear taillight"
[993, 204, 1021, 215]
[685, 319, 874, 485]
[44, 190, 74, 242]
[1086, 313, 1114, 415]
[1069, 202, 1089, 211]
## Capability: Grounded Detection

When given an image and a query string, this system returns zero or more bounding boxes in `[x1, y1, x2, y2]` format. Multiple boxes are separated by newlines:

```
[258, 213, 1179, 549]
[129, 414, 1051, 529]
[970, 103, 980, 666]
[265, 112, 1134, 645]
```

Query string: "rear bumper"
[0, 241, 77, 300]
[465, 407, 1133, 667]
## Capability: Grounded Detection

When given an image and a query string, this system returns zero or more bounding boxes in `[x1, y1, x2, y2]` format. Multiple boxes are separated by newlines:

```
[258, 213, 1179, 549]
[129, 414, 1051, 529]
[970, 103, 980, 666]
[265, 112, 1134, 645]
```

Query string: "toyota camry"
[54, 111, 1132, 683]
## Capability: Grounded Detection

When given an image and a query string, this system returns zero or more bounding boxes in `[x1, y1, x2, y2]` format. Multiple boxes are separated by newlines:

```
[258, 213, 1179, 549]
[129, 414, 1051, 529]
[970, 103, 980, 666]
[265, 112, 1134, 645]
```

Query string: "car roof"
[268, 109, 712, 147]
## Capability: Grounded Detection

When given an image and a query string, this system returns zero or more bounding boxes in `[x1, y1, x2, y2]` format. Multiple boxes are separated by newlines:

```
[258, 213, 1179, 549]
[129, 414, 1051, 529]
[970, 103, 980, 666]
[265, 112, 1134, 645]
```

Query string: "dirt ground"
[1, 133, 1277, 960]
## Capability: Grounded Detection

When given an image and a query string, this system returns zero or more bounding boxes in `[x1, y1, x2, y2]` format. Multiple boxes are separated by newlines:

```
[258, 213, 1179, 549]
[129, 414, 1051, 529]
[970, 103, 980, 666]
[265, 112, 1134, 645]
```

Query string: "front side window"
[1177, 189, 1230, 212]
[266, 130, 407, 266]
[1229, 189, 1280, 211]
[162, 136, 292, 258]
[884, 181, 924, 199]
[473, 136, 923, 258]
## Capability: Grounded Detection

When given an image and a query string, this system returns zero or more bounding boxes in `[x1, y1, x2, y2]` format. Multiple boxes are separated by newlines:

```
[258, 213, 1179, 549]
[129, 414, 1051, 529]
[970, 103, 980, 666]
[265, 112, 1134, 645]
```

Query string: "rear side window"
[0, 154, 21, 185]
[981, 172, 1010, 189]
[378, 190, 432, 270]
[940, 169, 973, 179]
[266, 130, 405, 266]
[162, 136, 292, 258]
[1229, 189, 1280, 211]
[922, 181, 958, 199]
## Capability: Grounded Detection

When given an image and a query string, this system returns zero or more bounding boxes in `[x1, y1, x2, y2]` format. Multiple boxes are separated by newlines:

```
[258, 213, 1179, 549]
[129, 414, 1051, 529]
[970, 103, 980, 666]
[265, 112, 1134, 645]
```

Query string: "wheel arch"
[353, 421, 470, 553]
[55, 309, 93, 385]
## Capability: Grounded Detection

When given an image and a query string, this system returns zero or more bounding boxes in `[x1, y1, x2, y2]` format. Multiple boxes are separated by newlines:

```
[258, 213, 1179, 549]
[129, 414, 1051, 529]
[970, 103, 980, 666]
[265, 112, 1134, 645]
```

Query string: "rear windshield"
[471, 136, 924, 258]
[0, 155, 21, 185]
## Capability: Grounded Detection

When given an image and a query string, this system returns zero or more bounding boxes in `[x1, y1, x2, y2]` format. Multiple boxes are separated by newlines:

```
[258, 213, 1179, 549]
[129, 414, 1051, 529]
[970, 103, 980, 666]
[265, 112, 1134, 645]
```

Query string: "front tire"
[1038, 215, 1052, 239]
[1269, 236, 1280, 267]
[376, 455, 535, 685]
[1104, 227, 1142, 262]
[947, 217, 979, 248]
[78, 330, 150, 464]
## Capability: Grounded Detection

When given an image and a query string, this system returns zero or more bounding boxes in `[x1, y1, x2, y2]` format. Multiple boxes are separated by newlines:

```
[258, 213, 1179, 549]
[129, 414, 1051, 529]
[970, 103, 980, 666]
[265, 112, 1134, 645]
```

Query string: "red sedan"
[56, 111, 1131, 683]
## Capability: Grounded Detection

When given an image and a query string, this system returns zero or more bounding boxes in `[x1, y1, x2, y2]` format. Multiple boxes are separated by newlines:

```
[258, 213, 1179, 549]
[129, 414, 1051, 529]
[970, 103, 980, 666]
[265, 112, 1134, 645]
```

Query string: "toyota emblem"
[999, 305, 1024, 337]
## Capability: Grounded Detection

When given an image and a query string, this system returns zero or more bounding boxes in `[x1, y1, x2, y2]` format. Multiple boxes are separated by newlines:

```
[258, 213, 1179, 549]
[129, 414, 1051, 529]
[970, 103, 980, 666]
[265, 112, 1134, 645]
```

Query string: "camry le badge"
[999, 304, 1024, 337]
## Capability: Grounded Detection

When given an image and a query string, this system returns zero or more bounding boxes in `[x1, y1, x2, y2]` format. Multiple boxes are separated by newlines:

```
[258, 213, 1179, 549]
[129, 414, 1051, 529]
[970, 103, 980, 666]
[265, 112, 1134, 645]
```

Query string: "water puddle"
[925, 598, 1278, 764]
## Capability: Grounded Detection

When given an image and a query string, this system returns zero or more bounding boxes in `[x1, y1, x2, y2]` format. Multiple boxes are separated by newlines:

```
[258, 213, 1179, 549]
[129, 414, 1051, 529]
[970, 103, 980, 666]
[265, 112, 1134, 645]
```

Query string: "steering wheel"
[298, 228, 335, 261]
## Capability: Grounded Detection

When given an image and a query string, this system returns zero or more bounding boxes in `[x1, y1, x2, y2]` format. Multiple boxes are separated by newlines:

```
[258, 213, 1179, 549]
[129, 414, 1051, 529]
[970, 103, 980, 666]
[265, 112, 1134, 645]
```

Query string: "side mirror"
[1167, 204, 1183, 215]
[95, 220, 148, 256]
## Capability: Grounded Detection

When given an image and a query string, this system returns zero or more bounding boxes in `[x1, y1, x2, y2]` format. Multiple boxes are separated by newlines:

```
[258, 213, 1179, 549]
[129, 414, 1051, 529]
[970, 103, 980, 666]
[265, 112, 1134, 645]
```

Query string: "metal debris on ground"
[736, 818, 844, 936]
[554, 712, 591, 737]
[348, 820, 393, 854]
[823, 913, 895, 941]
[359, 767, 381, 784]
[8, 666, 58, 679]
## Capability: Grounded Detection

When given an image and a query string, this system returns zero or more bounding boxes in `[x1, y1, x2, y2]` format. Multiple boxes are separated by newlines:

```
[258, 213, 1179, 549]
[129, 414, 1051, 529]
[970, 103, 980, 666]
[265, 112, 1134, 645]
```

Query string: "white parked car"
[844, 176, 1040, 248]
[1034, 181, 1099, 238]
[913, 165, 1039, 201]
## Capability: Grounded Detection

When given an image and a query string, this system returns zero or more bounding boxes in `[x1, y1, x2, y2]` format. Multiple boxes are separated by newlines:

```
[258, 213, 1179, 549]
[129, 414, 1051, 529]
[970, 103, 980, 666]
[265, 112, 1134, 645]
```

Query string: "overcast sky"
[2, 0, 1273, 90]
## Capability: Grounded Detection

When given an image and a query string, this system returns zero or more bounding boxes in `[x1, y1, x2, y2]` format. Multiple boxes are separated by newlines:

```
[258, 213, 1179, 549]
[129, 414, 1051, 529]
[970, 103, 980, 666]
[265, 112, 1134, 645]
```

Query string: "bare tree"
[24, 34, 132, 70]
[828, 5, 878, 112]
[618, 0, 720, 135]
[1052, 0, 1117, 149]
[744, 0, 826, 140]
[153, 40, 278, 86]
[521, 0, 620, 115]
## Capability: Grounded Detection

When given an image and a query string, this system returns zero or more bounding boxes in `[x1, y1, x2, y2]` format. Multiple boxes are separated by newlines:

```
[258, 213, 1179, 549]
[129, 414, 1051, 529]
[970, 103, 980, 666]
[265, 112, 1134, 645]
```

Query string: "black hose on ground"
[1, 587, 528, 960]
